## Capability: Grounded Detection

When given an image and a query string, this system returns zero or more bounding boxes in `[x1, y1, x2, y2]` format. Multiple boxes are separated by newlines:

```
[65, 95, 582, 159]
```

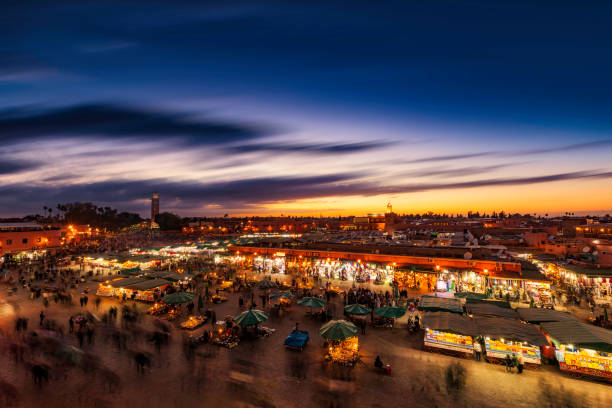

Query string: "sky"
[1, 0, 612, 218]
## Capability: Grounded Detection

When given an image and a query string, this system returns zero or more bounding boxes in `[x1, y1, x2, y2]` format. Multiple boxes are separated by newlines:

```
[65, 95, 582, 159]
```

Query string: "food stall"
[475, 317, 547, 365]
[541, 321, 612, 380]
[212, 319, 240, 348]
[373, 306, 406, 327]
[97, 277, 149, 297]
[123, 278, 171, 302]
[270, 291, 294, 309]
[320, 320, 360, 366]
[147, 302, 170, 316]
[467, 302, 519, 320]
[180, 315, 207, 330]
[516, 308, 577, 325]
[327, 337, 359, 366]
[422, 312, 477, 356]
[232, 309, 271, 340]
[418, 296, 464, 314]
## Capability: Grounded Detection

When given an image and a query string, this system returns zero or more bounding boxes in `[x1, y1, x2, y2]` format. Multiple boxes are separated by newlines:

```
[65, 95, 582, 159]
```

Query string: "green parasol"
[234, 309, 269, 326]
[319, 320, 358, 340]
[298, 297, 326, 308]
[161, 292, 195, 305]
[269, 291, 294, 300]
[374, 306, 406, 318]
[344, 303, 371, 315]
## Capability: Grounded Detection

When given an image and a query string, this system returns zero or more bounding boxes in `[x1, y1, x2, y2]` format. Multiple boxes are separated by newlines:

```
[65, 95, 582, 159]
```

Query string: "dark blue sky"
[1, 1, 611, 216]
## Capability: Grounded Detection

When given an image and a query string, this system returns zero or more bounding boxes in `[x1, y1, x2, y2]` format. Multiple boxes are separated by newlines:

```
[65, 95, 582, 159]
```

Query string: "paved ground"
[0, 270, 610, 408]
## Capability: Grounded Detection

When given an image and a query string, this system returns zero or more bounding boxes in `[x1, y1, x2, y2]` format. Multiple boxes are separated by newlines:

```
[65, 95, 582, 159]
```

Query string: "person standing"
[39, 311, 45, 327]
[77, 329, 84, 347]
[210, 310, 216, 328]
[474, 341, 482, 361]
[517, 354, 524, 374]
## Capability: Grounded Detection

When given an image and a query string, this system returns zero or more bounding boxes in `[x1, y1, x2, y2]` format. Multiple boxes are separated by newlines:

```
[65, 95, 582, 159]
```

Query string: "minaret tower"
[151, 192, 160, 226]
[385, 202, 395, 234]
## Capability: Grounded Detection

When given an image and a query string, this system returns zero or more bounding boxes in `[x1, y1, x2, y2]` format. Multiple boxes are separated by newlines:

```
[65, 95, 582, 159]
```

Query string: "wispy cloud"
[0, 103, 271, 147]
[402, 164, 517, 178]
[406, 152, 494, 163]
[1, 169, 611, 215]
[223, 141, 392, 155]
[0, 159, 41, 175]
[406, 139, 612, 164]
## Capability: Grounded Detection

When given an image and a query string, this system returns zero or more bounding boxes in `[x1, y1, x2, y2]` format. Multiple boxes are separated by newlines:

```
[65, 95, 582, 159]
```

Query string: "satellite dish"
[464, 252, 472, 260]
[582, 246, 591, 253]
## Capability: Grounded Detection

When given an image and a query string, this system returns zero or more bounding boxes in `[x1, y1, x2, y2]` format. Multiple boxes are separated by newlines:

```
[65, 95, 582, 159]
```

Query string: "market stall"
[320, 320, 360, 366]
[516, 308, 577, 325]
[422, 311, 478, 356]
[524, 281, 552, 306]
[436, 269, 485, 293]
[541, 320, 612, 380]
[146, 302, 170, 316]
[418, 296, 464, 314]
[467, 302, 519, 320]
[394, 267, 436, 291]
[96, 277, 149, 297]
[373, 306, 406, 327]
[212, 319, 240, 348]
[123, 278, 171, 302]
[180, 315, 207, 330]
[298, 296, 328, 320]
[343, 303, 370, 326]
[233, 309, 273, 339]
[475, 317, 547, 365]
[253, 256, 286, 274]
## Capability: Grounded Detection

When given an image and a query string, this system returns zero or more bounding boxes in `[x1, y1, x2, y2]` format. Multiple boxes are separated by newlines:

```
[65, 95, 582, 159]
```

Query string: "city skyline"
[1, 1, 612, 217]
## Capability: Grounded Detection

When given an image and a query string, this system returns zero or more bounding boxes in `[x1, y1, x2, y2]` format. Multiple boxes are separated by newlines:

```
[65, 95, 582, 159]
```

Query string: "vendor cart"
[284, 329, 310, 351]
[180, 315, 207, 330]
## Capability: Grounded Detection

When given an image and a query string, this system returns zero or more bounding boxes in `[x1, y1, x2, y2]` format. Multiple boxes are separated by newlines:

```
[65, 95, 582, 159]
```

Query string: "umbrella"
[257, 279, 277, 289]
[298, 297, 326, 308]
[161, 292, 195, 305]
[319, 320, 358, 340]
[344, 304, 371, 315]
[374, 306, 406, 318]
[234, 309, 269, 326]
[269, 291, 294, 300]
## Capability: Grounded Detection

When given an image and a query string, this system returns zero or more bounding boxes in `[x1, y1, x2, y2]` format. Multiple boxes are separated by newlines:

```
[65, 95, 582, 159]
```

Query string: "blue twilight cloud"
[0, 104, 268, 147]
[1, 170, 612, 216]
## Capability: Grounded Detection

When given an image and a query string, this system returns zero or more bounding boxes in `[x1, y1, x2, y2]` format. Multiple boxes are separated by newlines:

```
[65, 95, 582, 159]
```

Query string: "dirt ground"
[0, 271, 610, 408]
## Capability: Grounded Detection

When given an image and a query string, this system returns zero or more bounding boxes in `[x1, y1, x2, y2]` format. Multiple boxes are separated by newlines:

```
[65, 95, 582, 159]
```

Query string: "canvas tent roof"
[475, 317, 548, 346]
[467, 303, 519, 319]
[454, 292, 488, 300]
[422, 312, 478, 337]
[144, 271, 191, 281]
[466, 298, 512, 308]
[124, 278, 171, 291]
[418, 296, 463, 314]
[541, 321, 612, 352]
[516, 308, 577, 324]
[108, 277, 149, 288]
